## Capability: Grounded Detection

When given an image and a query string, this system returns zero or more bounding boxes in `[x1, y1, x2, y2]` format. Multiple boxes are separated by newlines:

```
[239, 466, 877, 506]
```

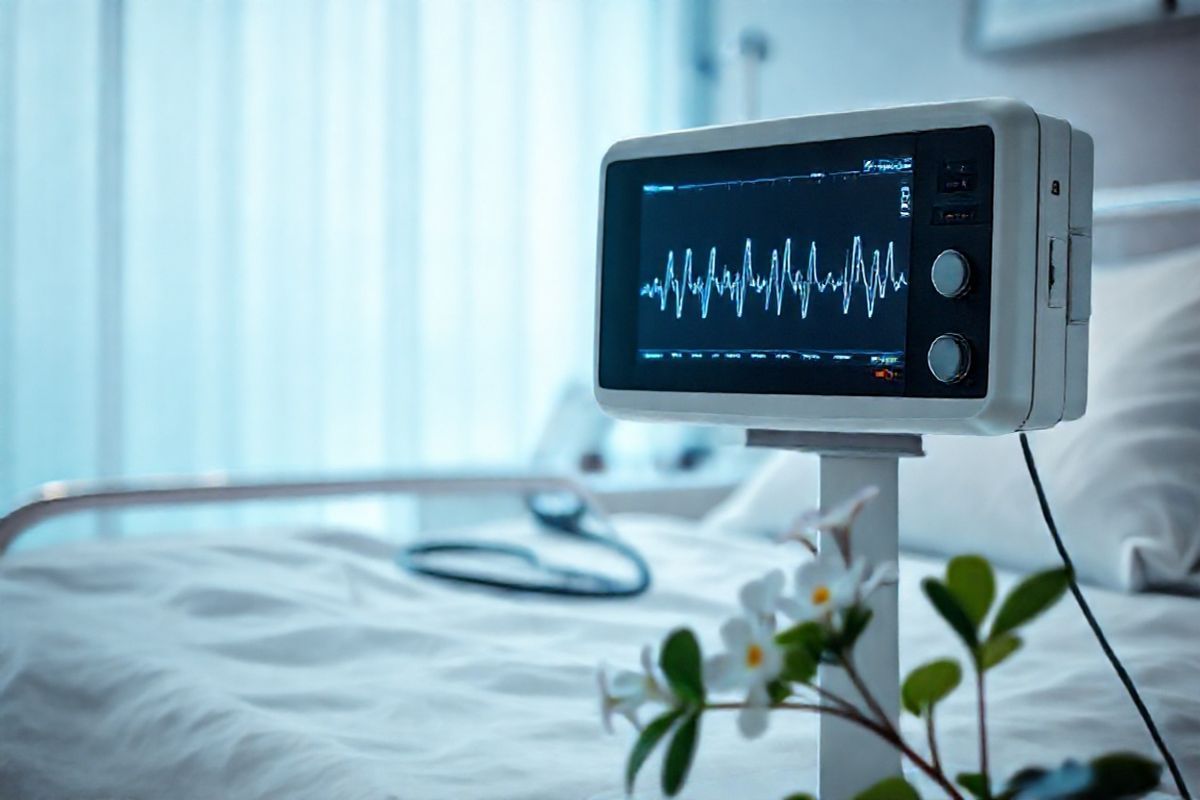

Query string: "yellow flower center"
[746, 643, 764, 669]
[811, 585, 831, 606]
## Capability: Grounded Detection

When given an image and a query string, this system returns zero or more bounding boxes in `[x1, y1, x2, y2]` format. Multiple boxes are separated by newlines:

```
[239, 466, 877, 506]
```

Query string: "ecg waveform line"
[640, 237, 907, 320]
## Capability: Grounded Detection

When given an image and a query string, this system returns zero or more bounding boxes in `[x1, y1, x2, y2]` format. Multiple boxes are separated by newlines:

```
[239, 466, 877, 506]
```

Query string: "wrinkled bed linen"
[1, 517, 1197, 800]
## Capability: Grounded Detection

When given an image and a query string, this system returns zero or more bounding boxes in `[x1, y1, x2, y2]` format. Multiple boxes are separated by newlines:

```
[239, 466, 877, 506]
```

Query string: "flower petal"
[789, 508, 823, 535]
[820, 486, 880, 531]
[719, 616, 753, 650]
[767, 569, 784, 601]
[639, 644, 656, 676]
[777, 525, 818, 554]
[818, 537, 850, 570]
[704, 653, 739, 690]
[794, 557, 836, 593]
[777, 596, 808, 620]
[610, 669, 644, 696]
[862, 561, 899, 599]
[830, 559, 867, 606]
[758, 639, 784, 679]
[738, 704, 769, 739]
[794, 546, 844, 593]
[739, 569, 785, 616]
[597, 666, 616, 734]
[738, 684, 772, 739]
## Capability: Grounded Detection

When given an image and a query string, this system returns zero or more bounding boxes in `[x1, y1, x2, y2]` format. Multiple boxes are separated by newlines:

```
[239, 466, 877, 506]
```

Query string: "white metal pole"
[818, 452, 901, 799]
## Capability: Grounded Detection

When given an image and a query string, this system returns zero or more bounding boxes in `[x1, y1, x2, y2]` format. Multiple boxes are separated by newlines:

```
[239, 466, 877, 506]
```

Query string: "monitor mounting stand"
[747, 429, 924, 798]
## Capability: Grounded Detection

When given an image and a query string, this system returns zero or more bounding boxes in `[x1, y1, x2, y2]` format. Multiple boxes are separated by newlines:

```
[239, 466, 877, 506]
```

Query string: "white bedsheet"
[1, 517, 1197, 800]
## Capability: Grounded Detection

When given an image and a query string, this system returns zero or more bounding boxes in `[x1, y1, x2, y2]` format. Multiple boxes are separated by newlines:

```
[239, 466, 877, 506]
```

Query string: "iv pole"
[748, 429, 924, 798]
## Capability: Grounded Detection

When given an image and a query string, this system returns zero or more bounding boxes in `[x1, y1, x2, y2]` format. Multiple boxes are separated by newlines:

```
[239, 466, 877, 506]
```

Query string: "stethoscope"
[395, 491, 651, 598]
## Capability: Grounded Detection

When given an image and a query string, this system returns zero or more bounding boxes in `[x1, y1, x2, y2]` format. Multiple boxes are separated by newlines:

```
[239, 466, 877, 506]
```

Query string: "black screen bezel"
[597, 126, 994, 398]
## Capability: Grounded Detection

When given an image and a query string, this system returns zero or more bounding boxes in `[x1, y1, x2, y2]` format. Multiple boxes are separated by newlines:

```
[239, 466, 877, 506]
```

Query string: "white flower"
[779, 542, 865, 622]
[704, 616, 783, 738]
[779, 541, 898, 623]
[597, 645, 672, 733]
[738, 569, 785, 626]
[786, 486, 880, 561]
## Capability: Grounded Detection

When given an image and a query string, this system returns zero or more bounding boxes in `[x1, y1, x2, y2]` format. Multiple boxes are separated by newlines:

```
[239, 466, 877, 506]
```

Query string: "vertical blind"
[0, 0, 700, 544]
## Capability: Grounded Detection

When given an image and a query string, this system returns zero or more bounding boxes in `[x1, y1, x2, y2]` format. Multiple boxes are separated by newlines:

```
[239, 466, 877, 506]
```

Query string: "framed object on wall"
[971, 0, 1197, 52]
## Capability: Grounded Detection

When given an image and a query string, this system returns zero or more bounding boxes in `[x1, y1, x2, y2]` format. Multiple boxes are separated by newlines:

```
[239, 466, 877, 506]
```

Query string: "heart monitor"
[594, 99, 1093, 435]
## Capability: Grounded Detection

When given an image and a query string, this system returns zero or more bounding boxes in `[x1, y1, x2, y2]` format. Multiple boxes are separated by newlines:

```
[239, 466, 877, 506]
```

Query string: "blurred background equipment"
[971, 0, 1200, 52]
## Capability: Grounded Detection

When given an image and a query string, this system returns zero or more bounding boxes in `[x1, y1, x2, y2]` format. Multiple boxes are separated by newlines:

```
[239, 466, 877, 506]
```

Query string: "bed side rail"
[0, 472, 602, 558]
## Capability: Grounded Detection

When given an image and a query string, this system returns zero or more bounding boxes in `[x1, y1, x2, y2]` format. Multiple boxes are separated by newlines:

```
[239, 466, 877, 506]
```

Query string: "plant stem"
[926, 712, 942, 774]
[839, 654, 898, 737]
[707, 700, 827, 713]
[836, 650, 965, 799]
[977, 667, 990, 793]
[804, 682, 859, 715]
[704, 701, 966, 800]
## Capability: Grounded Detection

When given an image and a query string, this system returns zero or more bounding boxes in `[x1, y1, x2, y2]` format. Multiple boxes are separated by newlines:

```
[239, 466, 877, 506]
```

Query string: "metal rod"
[1093, 180, 1200, 222]
[0, 472, 601, 557]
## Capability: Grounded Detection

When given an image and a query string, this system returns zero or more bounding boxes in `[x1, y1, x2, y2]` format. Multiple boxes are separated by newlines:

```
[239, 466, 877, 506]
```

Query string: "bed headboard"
[1092, 180, 1200, 264]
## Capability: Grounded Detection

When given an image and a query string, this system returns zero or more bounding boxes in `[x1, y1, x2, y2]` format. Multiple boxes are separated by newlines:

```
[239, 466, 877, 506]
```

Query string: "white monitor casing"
[593, 99, 1092, 435]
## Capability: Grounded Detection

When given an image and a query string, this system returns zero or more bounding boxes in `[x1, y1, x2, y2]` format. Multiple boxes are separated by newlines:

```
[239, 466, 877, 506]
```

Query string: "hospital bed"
[1, 465, 1198, 799]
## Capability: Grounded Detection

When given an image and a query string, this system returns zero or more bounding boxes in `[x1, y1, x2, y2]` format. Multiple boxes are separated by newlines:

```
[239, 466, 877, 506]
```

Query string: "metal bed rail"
[0, 472, 604, 558]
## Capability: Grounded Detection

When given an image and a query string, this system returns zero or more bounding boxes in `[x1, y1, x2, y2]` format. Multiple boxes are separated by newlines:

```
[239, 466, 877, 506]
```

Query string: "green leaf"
[625, 709, 682, 794]
[947, 555, 996, 628]
[979, 632, 1022, 672]
[767, 679, 793, 704]
[776, 620, 826, 660]
[661, 712, 701, 797]
[659, 628, 705, 705]
[902, 658, 963, 716]
[990, 568, 1070, 639]
[923, 577, 978, 648]
[956, 771, 989, 799]
[853, 775, 922, 800]
[780, 645, 817, 684]
[782, 795, 817, 800]
[837, 605, 874, 652]
[1087, 752, 1161, 797]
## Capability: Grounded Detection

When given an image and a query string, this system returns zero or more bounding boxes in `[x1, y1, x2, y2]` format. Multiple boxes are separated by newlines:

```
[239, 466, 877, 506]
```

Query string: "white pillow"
[703, 245, 1200, 593]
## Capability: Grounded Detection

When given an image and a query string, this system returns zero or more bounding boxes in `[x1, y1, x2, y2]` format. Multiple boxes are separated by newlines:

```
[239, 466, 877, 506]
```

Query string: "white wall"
[708, 0, 1200, 256]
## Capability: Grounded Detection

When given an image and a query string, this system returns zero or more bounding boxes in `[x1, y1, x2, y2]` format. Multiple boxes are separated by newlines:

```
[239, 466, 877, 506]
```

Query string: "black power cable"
[1019, 433, 1192, 799]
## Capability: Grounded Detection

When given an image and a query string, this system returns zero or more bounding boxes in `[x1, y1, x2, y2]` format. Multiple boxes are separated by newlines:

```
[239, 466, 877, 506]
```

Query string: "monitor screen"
[635, 147, 913, 395]
[598, 126, 995, 400]
[599, 133, 924, 396]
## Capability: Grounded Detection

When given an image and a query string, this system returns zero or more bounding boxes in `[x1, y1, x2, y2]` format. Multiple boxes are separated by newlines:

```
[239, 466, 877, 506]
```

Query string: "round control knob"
[931, 249, 971, 298]
[927, 334, 971, 384]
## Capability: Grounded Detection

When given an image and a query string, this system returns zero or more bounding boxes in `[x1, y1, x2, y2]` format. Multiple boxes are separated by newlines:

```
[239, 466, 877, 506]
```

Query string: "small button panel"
[907, 125, 993, 399]
[927, 334, 971, 384]
[931, 249, 971, 298]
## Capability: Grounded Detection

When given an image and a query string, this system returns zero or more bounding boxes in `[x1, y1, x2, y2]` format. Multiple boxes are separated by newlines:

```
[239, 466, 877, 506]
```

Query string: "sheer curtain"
[0, 0, 702, 543]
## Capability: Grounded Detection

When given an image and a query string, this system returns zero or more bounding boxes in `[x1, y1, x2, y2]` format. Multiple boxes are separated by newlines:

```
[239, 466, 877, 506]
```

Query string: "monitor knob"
[928, 334, 971, 384]
[931, 249, 971, 298]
